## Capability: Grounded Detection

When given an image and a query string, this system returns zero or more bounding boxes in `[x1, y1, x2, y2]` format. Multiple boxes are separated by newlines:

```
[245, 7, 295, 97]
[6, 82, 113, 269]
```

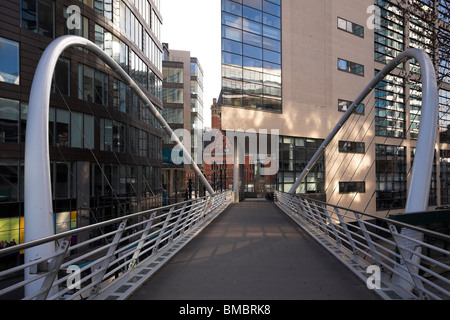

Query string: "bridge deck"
[129, 199, 379, 300]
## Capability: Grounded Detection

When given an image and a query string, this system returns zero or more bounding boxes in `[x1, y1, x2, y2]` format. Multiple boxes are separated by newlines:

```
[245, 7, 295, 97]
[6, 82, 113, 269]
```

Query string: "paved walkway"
[129, 199, 379, 300]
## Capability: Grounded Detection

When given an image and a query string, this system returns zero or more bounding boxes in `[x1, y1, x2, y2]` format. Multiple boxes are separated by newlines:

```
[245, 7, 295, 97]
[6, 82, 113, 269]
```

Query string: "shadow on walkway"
[129, 199, 379, 300]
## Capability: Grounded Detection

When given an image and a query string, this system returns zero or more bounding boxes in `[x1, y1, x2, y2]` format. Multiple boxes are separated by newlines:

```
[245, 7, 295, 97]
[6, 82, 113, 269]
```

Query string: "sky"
[160, 0, 222, 128]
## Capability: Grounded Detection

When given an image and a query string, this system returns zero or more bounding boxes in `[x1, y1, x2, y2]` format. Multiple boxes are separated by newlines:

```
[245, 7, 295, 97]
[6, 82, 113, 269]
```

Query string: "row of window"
[0, 97, 161, 160]
[0, 159, 162, 203]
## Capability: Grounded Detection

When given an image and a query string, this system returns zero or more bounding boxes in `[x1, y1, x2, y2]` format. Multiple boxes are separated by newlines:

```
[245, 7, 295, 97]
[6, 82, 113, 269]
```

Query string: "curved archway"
[288, 48, 438, 215]
[24, 36, 214, 292]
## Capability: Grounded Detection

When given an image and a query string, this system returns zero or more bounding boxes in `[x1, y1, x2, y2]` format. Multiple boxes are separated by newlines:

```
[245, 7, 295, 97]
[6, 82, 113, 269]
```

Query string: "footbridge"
[0, 36, 449, 300]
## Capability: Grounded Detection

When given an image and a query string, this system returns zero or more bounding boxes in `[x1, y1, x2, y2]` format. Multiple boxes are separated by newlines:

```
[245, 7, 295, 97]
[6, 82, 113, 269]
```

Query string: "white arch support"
[24, 35, 214, 295]
[289, 48, 439, 214]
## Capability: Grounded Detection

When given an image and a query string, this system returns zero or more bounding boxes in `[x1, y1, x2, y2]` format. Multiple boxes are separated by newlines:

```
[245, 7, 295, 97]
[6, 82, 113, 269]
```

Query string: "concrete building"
[162, 46, 206, 201]
[0, 0, 164, 244]
[220, 0, 450, 215]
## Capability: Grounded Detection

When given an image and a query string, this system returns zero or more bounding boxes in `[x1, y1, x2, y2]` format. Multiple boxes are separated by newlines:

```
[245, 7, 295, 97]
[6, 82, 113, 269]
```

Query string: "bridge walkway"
[129, 199, 379, 300]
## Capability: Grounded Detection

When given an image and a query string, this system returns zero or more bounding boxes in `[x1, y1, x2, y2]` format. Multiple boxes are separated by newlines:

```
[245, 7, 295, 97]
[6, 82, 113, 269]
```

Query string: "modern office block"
[220, 0, 450, 215]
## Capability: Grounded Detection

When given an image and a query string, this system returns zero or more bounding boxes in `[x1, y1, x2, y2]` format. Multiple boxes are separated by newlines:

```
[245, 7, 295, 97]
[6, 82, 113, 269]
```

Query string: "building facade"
[220, 0, 450, 215]
[0, 0, 164, 244]
[162, 46, 206, 201]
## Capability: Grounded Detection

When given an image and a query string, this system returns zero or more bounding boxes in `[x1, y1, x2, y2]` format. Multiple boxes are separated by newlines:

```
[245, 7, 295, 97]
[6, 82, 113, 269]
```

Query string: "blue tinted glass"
[338, 58, 348, 71]
[223, 25, 242, 42]
[243, 56, 263, 70]
[223, 38, 243, 55]
[263, 37, 281, 52]
[222, 0, 242, 15]
[266, 0, 280, 5]
[263, 25, 281, 40]
[243, 0, 262, 10]
[263, 49, 281, 64]
[263, 61, 281, 75]
[243, 31, 262, 46]
[0, 38, 19, 85]
[243, 18, 262, 34]
[243, 5, 262, 22]
[263, 12, 280, 28]
[223, 12, 242, 28]
[243, 69, 263, 82]
[223, 51, 243, 67]
[244, 44, 262, 59]
[263, 0, 280, 17]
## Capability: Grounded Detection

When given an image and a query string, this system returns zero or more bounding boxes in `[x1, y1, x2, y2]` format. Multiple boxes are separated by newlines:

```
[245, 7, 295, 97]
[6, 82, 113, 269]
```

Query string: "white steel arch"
[289, 48, 438, 214]
[24, 35, 214, 295]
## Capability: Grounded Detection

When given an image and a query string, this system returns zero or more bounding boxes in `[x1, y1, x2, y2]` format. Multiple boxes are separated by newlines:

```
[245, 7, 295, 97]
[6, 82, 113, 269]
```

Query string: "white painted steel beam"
[24, 35, 214, 295]
[289, 48, 438, 214]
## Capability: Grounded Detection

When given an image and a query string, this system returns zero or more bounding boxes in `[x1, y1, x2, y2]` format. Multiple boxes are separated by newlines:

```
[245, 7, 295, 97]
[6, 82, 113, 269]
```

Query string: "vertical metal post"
[335, 208, 359, 257]
[128, 213, 156, 269]
[389, 225, 428, 299]
[34, 240, 70, 300]
[355, 214, 383, 267]
[90, 220, 127, 296]
[153, 207, 175, 253]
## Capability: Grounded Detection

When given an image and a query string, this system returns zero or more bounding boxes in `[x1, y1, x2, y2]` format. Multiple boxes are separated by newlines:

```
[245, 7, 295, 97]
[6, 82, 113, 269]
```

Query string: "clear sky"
[161, 0, 222, 128]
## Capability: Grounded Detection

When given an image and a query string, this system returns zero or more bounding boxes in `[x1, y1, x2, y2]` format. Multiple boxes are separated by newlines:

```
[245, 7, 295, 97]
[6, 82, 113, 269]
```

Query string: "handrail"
[275, 191, 450, 300]
[0, 190, 233, 300]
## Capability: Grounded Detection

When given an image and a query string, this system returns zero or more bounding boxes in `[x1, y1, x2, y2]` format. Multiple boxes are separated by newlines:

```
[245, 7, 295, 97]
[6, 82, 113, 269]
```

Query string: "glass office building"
[221, 0, 282, 112]
[0, 0, 164, 243]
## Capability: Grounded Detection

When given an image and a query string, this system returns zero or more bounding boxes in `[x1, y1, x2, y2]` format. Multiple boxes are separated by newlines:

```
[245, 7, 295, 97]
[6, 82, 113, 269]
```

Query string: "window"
[71, 112, 94, 149]
[374, 0, 404, 65]
[0, 160, 21, 201]
[113, 79, 127, 113]
[163, 67, 183, 84]
[339, 141, 365, 154]
[375, 71, 405, 138]
[21, 0, 55, 38]
[0, 98, 19, 143]
[337, 58, 364, 76]
[375, 144, 406, 210]
[78, 64, 109, 106]
[162, 108, 184, 124]
[338, 99, 364, 115]
[94, 0, 113, 21]
[337, 17, 364, 37]
[0, 38, 20, 85]
[278, 136, 325, 194]
[339, 182, 366, 194]
[162, 88, 184, 104]
[221, 0, 282, 112]
[55, 109, 70, 147]
[52, 58, 70, 96]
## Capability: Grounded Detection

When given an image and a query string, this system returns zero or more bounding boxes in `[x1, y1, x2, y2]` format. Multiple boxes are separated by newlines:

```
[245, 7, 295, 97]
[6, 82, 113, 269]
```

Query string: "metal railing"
[275, 191, 450, 300]
[0, 191, 233, 300]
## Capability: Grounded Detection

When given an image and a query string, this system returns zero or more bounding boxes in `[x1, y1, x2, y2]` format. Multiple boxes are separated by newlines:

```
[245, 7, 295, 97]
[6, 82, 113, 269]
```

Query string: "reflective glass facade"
[221, 0, 282, 112]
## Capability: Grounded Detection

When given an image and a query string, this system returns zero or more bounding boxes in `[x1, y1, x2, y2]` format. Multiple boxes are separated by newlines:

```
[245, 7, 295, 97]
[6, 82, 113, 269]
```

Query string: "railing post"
[128, 213, 156, 269]
[153, 207, 175, 254]
[169, 203, 188, 242]
[90, 220, 127, 296]
[335, 208, 359, 257]
[389, 224, 428, 299]
[355, 214, 383, 267]
[321, 204, 340, 245]
[34, 240, 70, 300]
